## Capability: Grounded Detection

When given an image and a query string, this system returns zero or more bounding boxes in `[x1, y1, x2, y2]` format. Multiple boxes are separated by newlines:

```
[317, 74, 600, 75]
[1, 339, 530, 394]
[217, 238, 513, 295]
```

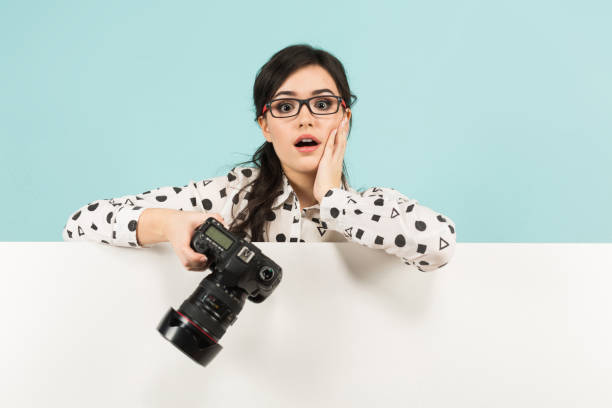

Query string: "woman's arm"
[61, 168, 249, 248]
[319, 186, 457, 272]
[135, 208, 178, 246]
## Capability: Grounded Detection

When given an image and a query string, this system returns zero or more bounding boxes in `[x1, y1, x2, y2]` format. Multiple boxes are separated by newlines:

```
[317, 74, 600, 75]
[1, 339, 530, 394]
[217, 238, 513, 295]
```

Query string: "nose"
[296, 101, 315, 125]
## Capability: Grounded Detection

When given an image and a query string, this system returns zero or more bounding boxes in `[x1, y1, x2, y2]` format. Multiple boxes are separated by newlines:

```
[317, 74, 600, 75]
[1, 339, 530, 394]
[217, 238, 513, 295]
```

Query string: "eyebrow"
[272, 88, 335, 98]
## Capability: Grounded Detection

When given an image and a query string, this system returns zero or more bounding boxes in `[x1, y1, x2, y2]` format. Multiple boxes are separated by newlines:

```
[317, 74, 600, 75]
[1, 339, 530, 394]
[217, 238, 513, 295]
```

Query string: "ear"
[257, 115, 273, 143]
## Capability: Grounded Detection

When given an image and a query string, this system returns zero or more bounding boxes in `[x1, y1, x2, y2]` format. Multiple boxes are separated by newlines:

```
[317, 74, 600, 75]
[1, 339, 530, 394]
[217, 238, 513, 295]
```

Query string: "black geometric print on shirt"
[300, 239, 305, 242]
[124, 198, 134, 205]
[415, 221, 427, 231]
[371, 214, 380, 222]
[91, 223, 97, 231]
[374, 198, 384, 206]
[113, 231, 116, 239]
[156, 196, 167, 202]
[241, 168, 253, 177]
[133, 206, 142, 210]
[128, 220, 138, 232]
[283, 203, 292, 211]
[374, 235, 384, 245]
[66, 230, 72, 238]
[317, 226, 327, 237]
[321, 221, 328, 229]
[293, 217, 299, 224]
[202, 180, 212, 187]
[88, 203, 99, 211]
[202, 199, 212, 210]
[129, 242, 137, 247]
[227, 172, 237, 182]
[220, 188, 226, 198]
[440, 237, 449, 250]
[101, 240, 109, 244]
[106, 211, 113, 224]
[391, 208, 399, 218]
[437, 215, 447, 222]
[448, 225, 455, 234]
[356, 229, 364, 239]
[233, 193, 240, 205]
[395, 234, 406, 247]
[344, 226, 353, 238]
[72, 210, 81, 221]
[276, 233, 286, 242]
[290, 237, 298, 242]
[354, 209, 363, 215]
[135, 196, 143, 200]
[330, 208, 339, 218]
[173, 187, 182, 194]
[190, 197, 196, 207]
[78, 226, 84, 236]
[312, 217, 319, 224]
[342, 209, 346, 215]
[417, 244, 427, 254]
[406, 204, 414, 213]
[265, 211, 276, 222]
[347, 196, 357, 205]
[325, 190, 333, 198]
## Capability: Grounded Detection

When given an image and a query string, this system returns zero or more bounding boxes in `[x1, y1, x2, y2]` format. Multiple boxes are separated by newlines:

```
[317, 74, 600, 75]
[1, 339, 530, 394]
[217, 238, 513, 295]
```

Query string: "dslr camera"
[157, 217, 283, 366]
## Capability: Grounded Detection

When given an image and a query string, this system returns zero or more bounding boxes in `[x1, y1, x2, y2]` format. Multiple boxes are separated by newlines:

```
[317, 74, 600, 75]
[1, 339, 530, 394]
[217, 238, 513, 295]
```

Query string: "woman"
[62, 44, 457, 273]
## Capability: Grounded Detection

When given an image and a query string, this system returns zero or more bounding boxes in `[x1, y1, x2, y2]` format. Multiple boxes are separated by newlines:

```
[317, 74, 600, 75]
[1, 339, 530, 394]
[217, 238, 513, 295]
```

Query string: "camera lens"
[157, 275, 248, 366]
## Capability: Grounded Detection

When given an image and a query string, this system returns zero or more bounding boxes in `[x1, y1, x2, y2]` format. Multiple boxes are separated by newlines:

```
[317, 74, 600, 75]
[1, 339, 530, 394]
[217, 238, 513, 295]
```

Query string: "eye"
[314, 97, 334, 110]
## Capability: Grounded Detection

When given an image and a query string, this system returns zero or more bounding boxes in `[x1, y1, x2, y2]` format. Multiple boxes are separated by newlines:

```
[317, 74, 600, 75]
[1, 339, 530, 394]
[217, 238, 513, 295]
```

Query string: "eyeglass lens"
[270, 97, 339, 117]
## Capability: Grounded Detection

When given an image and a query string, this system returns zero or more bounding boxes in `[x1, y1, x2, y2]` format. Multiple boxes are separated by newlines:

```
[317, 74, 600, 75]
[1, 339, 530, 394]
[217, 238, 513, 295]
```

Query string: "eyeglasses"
[262, 95, 346, 118]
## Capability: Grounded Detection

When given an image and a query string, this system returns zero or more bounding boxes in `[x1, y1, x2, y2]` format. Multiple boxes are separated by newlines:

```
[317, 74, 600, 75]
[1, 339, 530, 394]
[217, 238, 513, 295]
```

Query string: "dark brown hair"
[227, 44, 358, 242]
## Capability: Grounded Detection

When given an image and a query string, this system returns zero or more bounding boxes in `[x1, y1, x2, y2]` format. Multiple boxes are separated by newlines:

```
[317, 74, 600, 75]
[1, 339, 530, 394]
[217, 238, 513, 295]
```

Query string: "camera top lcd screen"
[204, 225, 233, 250]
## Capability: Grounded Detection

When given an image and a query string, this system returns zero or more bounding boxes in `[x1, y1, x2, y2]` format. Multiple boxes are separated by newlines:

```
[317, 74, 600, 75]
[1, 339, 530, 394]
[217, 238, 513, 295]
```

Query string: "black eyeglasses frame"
[262, 95, 347, 118]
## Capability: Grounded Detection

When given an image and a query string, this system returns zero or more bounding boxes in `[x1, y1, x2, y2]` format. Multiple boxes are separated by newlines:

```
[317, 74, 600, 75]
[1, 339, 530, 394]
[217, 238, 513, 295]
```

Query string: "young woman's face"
[257, 64, 351, 176]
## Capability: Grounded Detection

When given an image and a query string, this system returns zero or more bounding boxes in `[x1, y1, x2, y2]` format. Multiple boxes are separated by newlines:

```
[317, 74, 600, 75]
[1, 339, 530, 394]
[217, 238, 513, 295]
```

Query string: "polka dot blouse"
[62, 166, 457, 272]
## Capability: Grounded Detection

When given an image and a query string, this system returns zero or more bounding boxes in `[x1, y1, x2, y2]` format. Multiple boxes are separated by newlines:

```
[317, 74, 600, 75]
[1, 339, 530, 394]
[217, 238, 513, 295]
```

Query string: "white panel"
[0, 242, 610, 407]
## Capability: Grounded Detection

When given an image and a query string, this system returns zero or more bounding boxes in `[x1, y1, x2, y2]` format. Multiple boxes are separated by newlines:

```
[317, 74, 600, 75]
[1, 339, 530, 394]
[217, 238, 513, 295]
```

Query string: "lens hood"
[157, 307, 223, 367]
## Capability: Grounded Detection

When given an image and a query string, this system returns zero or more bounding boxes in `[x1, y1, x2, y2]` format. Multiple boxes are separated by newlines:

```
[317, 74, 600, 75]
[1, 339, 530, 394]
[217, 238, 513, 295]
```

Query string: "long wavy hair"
[227, 44, 358, 242]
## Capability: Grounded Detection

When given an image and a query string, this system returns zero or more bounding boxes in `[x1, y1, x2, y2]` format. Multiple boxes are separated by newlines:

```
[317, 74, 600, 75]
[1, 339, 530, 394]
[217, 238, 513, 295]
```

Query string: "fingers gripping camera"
[157, 217, 283, 367]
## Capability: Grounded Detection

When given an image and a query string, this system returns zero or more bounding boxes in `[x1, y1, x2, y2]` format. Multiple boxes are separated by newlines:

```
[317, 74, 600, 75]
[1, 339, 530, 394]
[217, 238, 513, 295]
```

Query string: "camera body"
[157, 217, 283, 367]
[190, 217, 282, 303]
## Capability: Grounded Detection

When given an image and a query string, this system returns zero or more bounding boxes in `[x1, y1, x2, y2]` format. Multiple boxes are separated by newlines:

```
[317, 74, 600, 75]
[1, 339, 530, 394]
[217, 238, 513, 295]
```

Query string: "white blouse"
[62, 166, 457, 272]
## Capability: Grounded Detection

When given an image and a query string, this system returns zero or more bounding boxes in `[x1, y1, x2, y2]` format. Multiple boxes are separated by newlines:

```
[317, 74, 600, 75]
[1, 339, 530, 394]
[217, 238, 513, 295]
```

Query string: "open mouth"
[294, 139, 320, 148]
[294, 139, 320, 152]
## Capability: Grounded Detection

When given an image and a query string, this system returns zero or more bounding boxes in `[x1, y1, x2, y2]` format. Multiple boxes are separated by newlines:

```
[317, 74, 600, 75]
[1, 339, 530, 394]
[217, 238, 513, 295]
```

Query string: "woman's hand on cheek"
[313, 115, 349, 203]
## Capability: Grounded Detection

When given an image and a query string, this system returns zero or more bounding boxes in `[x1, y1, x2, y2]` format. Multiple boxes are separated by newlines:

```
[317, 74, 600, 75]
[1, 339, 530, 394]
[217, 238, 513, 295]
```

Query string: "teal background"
[1, 0, 610, 242]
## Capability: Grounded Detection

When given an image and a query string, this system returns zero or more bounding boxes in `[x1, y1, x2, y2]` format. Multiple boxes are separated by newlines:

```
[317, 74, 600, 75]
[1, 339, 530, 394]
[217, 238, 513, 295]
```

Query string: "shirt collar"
[271, 169, 356, 209]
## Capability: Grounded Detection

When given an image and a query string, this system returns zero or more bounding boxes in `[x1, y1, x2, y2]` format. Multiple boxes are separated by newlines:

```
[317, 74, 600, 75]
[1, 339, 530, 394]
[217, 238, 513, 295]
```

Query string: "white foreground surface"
[1, 242, 610, 407]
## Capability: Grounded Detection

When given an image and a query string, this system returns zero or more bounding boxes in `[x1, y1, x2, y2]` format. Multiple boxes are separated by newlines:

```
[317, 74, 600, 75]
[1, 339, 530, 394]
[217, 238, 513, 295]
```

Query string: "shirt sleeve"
[61, 167, 246, 248]
[318, 186, 457, 272]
